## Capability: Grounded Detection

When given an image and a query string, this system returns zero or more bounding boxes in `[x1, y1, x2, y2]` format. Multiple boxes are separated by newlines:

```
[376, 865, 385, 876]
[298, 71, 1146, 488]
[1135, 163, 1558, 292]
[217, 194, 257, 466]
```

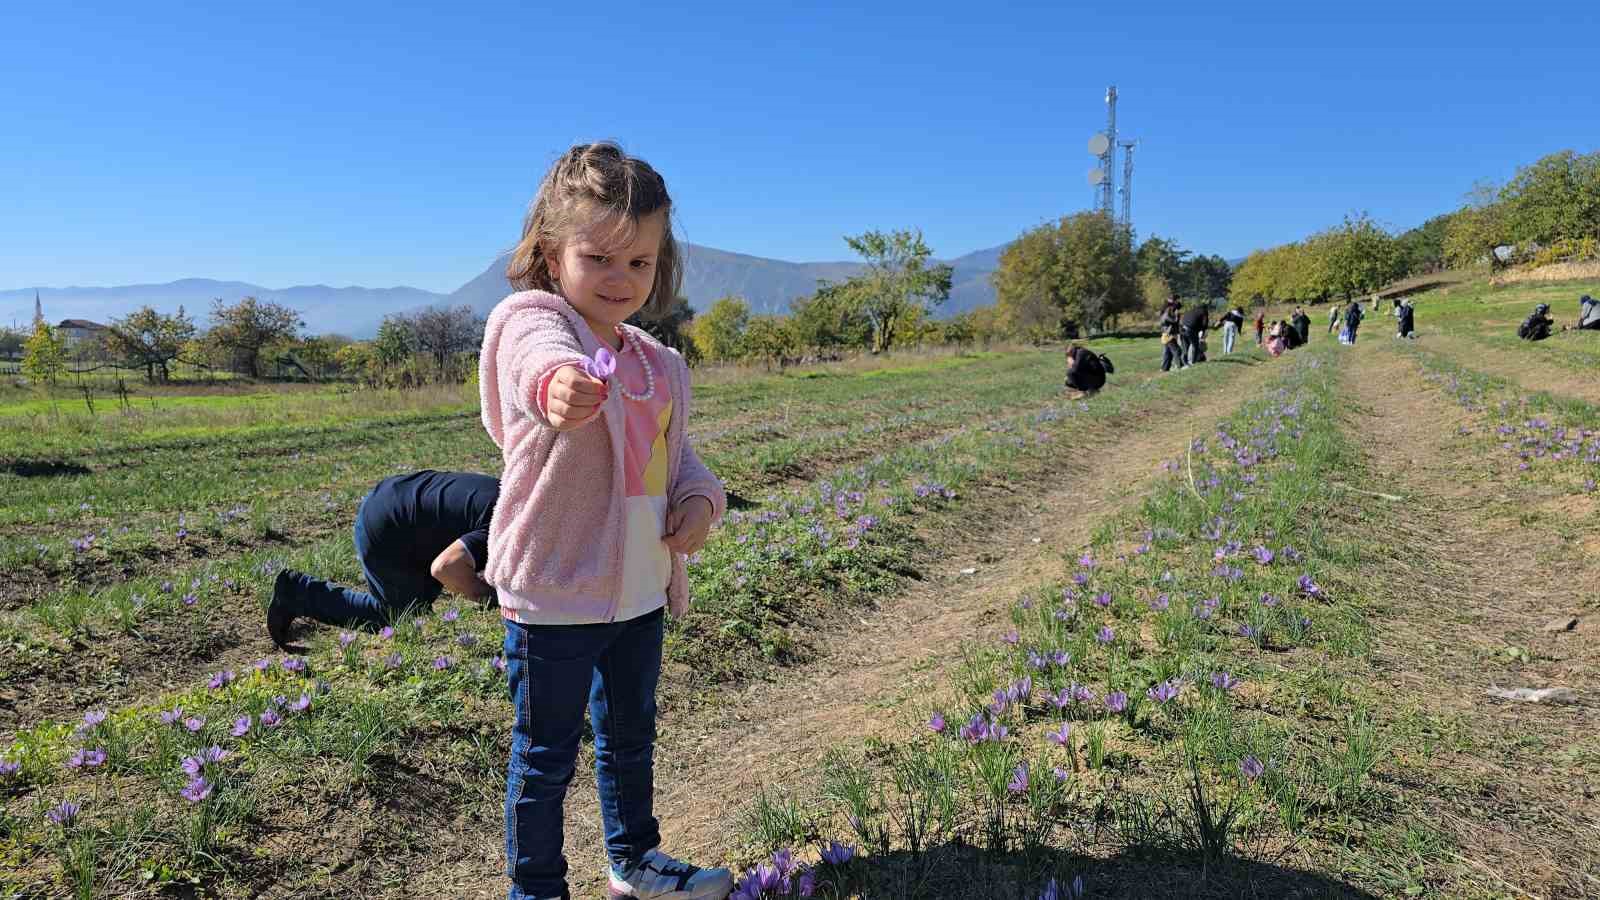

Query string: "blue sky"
[3, 1, 1598, 293]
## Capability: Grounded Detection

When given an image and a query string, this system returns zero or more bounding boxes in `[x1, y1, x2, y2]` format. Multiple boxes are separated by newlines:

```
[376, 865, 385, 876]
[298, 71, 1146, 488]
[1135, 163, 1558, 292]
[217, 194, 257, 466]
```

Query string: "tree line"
[6, 298, 485, 388]
[1233, 148, 1600, 304]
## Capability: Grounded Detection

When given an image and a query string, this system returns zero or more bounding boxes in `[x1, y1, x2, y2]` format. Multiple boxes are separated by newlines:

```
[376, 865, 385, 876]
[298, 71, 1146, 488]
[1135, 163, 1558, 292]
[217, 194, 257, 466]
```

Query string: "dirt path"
[1344, 342, 1600, 898]
[498, 357, 1289, 896]
[1417, 331, 1600, 406]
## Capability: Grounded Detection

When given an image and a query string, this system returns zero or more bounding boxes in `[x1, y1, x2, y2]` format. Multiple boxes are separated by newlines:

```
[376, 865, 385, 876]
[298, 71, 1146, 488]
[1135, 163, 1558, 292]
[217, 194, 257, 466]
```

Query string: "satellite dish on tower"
[1087, 168, 1106, 186]
[1087, 133, 1111, 156]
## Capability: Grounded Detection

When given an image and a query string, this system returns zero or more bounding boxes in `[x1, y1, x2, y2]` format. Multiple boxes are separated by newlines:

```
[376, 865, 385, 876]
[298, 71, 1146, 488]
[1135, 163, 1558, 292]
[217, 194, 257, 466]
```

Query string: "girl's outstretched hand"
[663, 496, 714, 556]
[545, 365, 608, 430]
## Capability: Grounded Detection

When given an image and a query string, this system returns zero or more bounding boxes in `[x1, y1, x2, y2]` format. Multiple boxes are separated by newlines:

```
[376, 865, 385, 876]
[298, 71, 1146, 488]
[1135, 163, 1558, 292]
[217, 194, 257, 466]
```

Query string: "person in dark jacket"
[1518, 304, 1554, 341]
[1219, 307, 1246, 354]
[1343, 301, 1365, 345]
[1180, 304, 1209, 367]
[1254, 311, 1266, 345]
[1396, 300, 1416, 339]
[1064, 345, 1110, 395]
[1158, 298, 1184, 371]
[1291, 308, 1312, 346]
[268, 470, 500, 646]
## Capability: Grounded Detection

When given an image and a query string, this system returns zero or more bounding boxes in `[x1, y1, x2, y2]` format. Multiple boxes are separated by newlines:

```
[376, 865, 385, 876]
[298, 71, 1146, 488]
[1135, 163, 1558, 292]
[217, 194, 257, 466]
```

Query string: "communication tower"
[1086, 86, 1117, 215]
[1119, 140, 1136, 231]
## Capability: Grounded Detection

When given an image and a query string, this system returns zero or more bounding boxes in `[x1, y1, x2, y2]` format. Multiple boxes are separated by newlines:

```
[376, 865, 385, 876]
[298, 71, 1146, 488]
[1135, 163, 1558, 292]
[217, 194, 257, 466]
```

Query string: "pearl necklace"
[615, 328, 656, 402]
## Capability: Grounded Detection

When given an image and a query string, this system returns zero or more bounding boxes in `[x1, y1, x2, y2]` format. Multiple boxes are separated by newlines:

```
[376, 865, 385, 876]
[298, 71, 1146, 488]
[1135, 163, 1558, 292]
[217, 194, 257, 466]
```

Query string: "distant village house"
[57, 318, 111, 351]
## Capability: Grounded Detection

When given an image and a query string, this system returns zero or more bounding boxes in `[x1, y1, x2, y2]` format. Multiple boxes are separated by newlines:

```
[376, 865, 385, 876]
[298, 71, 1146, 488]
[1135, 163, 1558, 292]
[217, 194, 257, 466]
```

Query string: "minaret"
[33, 291, 43, 328]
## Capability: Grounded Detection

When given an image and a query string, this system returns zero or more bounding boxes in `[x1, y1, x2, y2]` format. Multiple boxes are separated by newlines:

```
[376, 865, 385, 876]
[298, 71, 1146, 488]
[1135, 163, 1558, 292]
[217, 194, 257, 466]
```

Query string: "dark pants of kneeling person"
[279, 497, 443, 628]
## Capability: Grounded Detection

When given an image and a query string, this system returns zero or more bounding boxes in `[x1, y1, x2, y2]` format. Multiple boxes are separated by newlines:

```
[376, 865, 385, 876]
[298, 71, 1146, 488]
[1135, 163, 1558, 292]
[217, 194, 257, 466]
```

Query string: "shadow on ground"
[844, 841, 1381, 899]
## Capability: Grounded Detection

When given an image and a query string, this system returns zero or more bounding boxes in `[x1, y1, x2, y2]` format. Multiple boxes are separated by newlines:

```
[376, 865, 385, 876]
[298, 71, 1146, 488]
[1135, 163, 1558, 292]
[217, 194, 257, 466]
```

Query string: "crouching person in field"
[1064, 345, 1111, 397]
[1518, 304, 1554, 341]
[267, 470, 499, 647]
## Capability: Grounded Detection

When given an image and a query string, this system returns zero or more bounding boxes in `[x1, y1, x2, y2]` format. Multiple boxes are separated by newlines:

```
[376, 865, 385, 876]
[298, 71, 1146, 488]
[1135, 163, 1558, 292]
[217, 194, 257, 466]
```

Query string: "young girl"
[479, 143, 733, 900]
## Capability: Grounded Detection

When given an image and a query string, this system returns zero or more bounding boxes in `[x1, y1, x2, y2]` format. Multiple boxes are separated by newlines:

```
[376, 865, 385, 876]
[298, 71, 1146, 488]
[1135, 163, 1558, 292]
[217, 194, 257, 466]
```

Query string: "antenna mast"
[1086, 85, 1119, 215]
[1119, 140, 1136, 232]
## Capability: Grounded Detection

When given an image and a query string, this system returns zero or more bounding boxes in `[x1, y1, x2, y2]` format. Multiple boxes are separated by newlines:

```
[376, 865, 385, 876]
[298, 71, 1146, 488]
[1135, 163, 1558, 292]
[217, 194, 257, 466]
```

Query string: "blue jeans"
[1222, 323, 1237, 354]
[282, 506, 441, 627]
[504, 607, 665, 899]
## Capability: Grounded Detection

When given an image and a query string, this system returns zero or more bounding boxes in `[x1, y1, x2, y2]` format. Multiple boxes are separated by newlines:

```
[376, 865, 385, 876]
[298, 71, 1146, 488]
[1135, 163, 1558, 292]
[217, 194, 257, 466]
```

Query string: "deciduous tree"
[208, 297, 302, 377]
[105, 305, 197, 382]
[842, 229, 952, 353]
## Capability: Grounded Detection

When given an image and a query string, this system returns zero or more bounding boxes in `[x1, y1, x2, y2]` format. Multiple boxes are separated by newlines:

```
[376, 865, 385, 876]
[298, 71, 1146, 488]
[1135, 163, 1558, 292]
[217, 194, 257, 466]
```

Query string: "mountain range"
[3, 242, 1009, 339]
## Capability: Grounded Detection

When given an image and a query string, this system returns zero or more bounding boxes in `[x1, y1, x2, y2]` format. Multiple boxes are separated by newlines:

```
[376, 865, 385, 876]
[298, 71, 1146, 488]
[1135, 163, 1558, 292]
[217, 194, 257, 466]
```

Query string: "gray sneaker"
[607, 848, 733, 899]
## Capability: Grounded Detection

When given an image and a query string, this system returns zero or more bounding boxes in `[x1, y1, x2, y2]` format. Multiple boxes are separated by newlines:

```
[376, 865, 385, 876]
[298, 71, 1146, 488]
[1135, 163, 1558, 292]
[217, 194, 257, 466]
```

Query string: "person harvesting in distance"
[1179, 300, 1209, 367]
[1518, 303, 1554, 341]
[1574, 294, 1600, 331]
[1158, 297, 1184, 372]
[267, 470, 499, 647]
[1396, 299, 1416, 339]
[1218, 306, 1245, 354]
[1291, 307, 1311, 346]
[1063, 344, 1112, 396]
[1342, 299, 1365, 345]
[1254, 308, 1265, 345]
[1264, 320, 1289, 357]
[480, 142, 732, 900]
[1327, 303, 1341, 334]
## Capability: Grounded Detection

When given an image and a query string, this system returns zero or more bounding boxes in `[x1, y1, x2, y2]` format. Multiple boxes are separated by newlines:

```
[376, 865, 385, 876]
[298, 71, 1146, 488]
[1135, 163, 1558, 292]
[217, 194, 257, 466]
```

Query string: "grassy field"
[2, 292, 1598, 899]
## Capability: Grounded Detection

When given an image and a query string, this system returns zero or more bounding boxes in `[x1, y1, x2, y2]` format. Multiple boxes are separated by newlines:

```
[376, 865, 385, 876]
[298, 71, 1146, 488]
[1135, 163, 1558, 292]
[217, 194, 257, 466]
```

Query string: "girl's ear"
[543, 243, 562, 283]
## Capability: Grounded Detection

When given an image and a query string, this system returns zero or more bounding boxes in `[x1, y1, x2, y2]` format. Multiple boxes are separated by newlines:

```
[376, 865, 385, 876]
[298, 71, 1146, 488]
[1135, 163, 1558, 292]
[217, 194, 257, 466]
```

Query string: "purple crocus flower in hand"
[583, 346, 617, 381]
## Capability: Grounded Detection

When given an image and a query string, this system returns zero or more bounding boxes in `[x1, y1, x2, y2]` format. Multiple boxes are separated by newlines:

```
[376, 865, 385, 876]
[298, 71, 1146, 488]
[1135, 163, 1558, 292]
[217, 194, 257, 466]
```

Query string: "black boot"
[267, 569, 301, 649]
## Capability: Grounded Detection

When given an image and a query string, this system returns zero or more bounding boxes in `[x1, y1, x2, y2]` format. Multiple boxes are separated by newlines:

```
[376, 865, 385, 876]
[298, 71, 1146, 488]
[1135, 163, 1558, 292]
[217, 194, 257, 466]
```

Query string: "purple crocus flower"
[1252, 546, 1275, 565]
[47, 801, 81, 826]
[928, 713, 946, 733]
[281, 657, 307, 674]
[183, 716, 205, 733]
[1008, 762, 1029, 793]
[1240, 755, 1265, 779]
[231, 715, 252, 737]
[1053, 766, 1071, 782]
[433, 656, 451, 670]
[1095, 626, 1114, 644]
[457, 633, 477, 649]
[1239, 624, 1261, 640]
[819, 841, 855, 866]
[379, 626, 395, 640]
[492, 655, 506, 673]
[207, 670, 235, 690]
[583, 346, 617, 381]
[182, 593, 198, 607]
[253, 658, 271, 673]
[1147, 680, 1180, 704]
[385, 652, 403, 670]
[0, 760, 19, 779]
[1078, 553, 1096, 570]
[1047, 722, 1072, 745]
[1072, 572, 1090, 586]
[82, 710, 107, 729]
[1150, 594, 1170, 612]
[1298, 574, 1323, 598]
[159, 706, 183, 726]
[289, 693, 312, 713]
[1093, 592, 1112, 608]
[181, 776, 212, 803]
[1211, 672, 1240, 692]
[1001, 628, 1019, 645]
[338, 631, 356, 649]
[1259, 593, 1279, 607]
[1104, 691, 1128, 713]
[441, 607, 460, 623]
[259, 708, 283, 728]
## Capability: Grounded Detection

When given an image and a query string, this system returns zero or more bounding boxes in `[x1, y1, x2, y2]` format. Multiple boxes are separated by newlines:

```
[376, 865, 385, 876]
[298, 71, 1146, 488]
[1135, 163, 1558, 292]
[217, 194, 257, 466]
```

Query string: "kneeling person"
[269, 470, 499, 647]
[1064, 345, 1112, 396]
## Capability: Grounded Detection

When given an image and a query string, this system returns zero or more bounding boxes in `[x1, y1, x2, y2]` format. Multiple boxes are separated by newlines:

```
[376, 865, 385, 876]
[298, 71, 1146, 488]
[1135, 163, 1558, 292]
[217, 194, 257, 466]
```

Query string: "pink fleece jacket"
[478, 290, 726, 623]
